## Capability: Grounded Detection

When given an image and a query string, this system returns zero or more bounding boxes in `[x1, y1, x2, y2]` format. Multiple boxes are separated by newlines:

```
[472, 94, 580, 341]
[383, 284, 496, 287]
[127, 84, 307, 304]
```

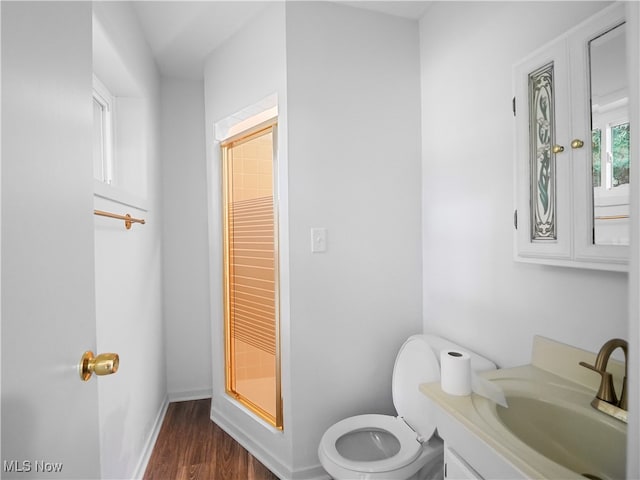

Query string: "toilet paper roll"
[440, 350, 472, 396]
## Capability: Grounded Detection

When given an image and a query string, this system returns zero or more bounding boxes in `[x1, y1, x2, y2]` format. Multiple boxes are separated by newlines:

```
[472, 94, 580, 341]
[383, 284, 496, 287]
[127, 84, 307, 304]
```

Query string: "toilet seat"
[319, 335, 489, 479]
[320, 413, 421, 473]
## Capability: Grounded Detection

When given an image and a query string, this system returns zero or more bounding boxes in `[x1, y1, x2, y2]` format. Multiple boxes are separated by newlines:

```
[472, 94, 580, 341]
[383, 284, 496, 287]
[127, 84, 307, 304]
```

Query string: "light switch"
[311, 228, 327, 253]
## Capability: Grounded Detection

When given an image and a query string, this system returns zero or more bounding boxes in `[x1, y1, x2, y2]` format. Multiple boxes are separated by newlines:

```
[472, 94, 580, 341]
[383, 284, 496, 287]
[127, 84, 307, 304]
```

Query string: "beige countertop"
[420, 337, 627, 480]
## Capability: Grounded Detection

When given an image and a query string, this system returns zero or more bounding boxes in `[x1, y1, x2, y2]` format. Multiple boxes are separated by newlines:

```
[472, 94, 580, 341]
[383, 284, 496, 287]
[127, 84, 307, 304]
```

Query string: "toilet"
[318, 334, 497, 480]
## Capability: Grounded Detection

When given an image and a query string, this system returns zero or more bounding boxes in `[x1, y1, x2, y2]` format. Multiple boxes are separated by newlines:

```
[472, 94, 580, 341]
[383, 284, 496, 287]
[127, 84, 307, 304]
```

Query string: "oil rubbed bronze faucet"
[579, 338, 628, 423]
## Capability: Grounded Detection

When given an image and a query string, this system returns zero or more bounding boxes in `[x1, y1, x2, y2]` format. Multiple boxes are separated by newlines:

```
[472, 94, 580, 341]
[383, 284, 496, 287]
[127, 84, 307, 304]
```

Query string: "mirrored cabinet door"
[570, 6, 629, 267]
[514, 3, 629, 271]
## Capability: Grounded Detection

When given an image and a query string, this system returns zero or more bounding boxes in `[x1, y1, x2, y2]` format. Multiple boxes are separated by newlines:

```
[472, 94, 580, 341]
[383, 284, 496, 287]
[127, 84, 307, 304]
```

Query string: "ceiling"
[132, 1, 432, 80]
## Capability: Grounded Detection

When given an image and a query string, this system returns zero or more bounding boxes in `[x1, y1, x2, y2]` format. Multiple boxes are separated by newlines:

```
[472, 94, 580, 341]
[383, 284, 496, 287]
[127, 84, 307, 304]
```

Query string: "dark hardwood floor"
[144, 398, 280, 480]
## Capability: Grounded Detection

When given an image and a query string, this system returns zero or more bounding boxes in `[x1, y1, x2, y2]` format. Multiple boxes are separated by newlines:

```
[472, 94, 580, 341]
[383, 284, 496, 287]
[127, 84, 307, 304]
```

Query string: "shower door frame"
[221, 119, 283, 429]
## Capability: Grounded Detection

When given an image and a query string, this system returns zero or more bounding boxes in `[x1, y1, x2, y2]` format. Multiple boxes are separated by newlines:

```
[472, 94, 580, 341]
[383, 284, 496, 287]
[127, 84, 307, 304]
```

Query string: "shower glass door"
[221, 122, 282, 429]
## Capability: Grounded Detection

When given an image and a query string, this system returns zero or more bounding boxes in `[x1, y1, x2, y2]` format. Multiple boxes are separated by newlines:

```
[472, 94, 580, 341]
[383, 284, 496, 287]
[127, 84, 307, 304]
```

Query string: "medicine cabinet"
[513, 4, 630, 271]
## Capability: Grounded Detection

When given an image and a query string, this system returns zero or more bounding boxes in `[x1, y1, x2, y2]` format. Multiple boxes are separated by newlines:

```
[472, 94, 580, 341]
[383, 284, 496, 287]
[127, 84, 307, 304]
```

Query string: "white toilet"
[318, 334, 496, 480]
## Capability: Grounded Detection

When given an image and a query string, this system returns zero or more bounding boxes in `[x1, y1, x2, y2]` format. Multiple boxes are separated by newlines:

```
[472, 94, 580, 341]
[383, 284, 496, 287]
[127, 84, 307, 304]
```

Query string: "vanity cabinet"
[435, 410, 526, 480]
[444, 446, 484, 480]
[513, 4, 629, 271]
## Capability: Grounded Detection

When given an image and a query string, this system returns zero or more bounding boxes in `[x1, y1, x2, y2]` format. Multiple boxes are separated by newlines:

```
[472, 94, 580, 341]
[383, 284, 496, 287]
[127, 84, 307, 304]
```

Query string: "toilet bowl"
[318, 335, 496, 480]
[318, 414, 443, 480]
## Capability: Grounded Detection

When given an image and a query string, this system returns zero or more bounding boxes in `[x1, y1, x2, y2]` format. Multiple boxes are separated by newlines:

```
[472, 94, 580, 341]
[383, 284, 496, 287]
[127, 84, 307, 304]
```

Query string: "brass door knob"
[571, 139, 585, 149]
[552, 144, 565, 154]
[79, 351, 119, 381]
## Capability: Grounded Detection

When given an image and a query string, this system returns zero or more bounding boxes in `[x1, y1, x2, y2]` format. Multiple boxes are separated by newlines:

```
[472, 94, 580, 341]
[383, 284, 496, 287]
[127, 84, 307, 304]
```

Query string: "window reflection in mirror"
[589, 22, 629, 246]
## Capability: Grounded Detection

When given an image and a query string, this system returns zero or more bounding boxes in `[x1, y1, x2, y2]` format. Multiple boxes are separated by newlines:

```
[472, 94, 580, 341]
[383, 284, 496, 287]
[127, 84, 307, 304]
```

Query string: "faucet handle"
[579, 361, 618, 404]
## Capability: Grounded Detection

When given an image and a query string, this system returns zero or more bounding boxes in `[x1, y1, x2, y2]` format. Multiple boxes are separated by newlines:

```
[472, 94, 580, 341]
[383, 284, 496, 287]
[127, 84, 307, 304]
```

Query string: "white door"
[1, 2, 102, 478]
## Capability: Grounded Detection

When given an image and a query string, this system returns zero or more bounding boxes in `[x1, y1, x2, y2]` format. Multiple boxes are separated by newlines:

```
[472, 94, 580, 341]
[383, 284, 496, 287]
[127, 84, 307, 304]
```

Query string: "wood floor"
[144, 398, 280, 480]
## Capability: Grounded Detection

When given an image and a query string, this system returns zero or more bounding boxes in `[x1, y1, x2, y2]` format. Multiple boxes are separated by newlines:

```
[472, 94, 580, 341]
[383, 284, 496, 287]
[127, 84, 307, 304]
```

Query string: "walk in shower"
[221, 121, 282, 428]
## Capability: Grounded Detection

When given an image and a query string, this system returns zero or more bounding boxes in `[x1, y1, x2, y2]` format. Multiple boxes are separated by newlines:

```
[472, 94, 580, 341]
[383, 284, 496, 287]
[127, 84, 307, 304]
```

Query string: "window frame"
[592, 107, 629, 192]
[93, 75, 115, 185]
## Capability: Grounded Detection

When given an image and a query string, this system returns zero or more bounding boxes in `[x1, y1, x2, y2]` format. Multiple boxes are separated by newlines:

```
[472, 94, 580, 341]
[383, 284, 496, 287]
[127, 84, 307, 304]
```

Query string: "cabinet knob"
[552, 144, 565, 154]
[571, 139, 585, 149]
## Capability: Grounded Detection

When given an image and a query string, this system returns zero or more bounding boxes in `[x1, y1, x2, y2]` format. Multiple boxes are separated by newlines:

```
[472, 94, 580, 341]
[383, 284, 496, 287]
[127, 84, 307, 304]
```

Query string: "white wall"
[0, 1, 3, 462]
[160, 78, 212, 400]
[203, 3, 294, 478]
[202, 2, 422, 478]
[285, 2, 422, 475]
[419, 2, 628, 367]
[626, 3, 640, 476]
[92, 3, 166, 479]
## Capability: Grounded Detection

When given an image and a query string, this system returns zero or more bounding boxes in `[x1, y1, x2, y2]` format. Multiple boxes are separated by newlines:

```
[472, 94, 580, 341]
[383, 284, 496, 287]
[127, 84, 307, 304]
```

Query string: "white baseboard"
[210, 403, 330, 480]
[132, 395, 169, 480]
[130, 392, 328, 480]
[168, 388, 212, 402]
[210, 406, 288, 478]
[291, 464, 330, 480]
[131, 390, 211, 479]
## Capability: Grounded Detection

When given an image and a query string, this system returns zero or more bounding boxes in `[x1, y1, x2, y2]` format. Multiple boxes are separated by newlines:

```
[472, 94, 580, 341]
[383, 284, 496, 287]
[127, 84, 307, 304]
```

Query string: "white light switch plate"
[311, 228, 327, 253]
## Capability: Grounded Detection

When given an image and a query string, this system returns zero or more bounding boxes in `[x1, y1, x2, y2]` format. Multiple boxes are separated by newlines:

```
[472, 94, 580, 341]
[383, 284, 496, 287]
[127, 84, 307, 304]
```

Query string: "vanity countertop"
[420, 336, 627, 480]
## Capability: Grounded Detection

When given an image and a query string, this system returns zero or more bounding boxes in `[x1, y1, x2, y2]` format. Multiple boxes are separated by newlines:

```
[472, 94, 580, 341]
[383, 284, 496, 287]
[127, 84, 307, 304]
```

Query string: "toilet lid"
[392, 335, 440, 440]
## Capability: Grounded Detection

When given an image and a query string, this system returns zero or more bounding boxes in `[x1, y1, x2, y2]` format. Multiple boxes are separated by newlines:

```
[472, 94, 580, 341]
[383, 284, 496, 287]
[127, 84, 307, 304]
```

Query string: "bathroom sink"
[420, 338, 629, 480]
[472, 374, 627, 480]
[496, 395, 625, 480]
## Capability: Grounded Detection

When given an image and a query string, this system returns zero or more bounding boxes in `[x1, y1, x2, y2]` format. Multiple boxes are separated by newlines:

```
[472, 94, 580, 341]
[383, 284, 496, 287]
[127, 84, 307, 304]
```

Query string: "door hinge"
[512, 96, 516, 116]
[514, 209, 518, 229]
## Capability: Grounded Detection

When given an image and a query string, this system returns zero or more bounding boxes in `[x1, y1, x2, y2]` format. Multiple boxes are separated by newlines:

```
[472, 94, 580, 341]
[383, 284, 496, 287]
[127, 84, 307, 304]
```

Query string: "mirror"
[589, 22, 629, 246]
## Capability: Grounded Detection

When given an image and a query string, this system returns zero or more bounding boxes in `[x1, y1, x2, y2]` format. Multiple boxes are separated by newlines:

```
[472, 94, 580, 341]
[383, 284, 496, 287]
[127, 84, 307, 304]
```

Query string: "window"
[221, 120, 282, 429]
[610, 122, 630, 187]
[92, 76, 114, 185]
[592, 129, 602, 188]
[592, 122, 630, 190]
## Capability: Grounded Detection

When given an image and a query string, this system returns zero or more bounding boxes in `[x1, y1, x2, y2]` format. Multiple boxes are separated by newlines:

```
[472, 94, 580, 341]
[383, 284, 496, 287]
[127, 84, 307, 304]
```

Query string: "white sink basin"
[472, 373, 627, 480]
[496, 395, 626, 480]
[420, 339, 628, 480]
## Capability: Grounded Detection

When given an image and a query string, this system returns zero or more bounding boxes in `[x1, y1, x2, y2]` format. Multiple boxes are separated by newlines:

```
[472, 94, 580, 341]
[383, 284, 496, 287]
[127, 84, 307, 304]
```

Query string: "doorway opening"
[221, 120, 282, 429]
